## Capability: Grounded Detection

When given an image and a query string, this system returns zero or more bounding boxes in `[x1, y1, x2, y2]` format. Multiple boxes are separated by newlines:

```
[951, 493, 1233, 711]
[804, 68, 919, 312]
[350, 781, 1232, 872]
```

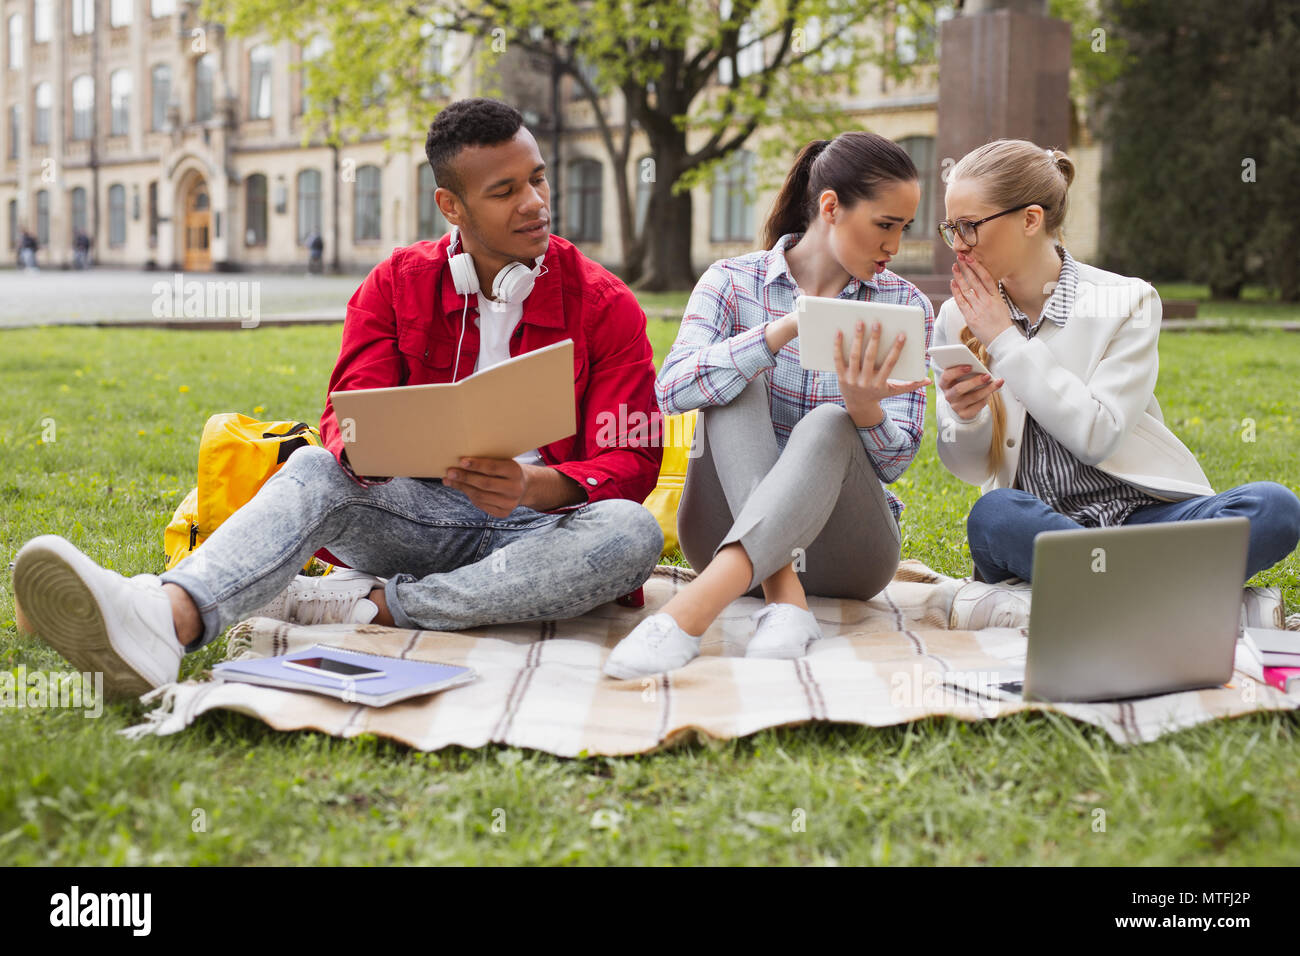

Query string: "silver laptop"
[950, 517, 1250, 702]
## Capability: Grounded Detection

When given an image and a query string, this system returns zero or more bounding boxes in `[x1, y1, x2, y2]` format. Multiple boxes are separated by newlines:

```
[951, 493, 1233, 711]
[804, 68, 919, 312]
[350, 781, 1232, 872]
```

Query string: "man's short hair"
[425, 98, 525, 200]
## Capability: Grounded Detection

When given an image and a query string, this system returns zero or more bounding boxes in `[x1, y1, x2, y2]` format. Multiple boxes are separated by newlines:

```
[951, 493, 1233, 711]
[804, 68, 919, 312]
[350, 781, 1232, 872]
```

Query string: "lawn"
[0, 317, 1297, 865]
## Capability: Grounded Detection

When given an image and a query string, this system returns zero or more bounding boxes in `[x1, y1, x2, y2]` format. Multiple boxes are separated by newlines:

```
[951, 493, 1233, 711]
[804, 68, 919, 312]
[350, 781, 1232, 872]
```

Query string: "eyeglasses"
[938, 202, 1049, 249]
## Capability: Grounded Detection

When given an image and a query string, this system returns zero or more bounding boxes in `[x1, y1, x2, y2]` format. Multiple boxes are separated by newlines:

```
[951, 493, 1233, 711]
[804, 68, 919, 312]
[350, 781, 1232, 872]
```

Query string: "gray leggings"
[676, 376, 903, 600]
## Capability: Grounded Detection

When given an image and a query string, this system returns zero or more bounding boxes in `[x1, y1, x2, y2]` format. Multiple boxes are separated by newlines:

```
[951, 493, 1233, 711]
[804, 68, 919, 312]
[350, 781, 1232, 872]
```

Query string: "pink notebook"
[1263, 667, 1300, 695]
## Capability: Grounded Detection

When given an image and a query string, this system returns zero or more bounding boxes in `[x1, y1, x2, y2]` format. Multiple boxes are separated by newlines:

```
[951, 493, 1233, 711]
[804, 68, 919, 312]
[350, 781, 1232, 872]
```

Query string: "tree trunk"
[1208, 277, 1244, 300]
[611, 154, 646, 287]
[636, 139, 697, 292]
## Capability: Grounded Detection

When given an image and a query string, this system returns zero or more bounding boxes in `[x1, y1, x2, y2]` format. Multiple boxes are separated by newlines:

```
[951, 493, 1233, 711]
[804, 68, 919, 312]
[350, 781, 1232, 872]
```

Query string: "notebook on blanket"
[212, 643, 477, 706]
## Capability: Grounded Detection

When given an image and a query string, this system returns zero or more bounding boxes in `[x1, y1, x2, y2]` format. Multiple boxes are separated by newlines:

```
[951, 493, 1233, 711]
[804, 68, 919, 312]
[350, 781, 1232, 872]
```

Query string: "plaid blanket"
[121, 561, 1300, 751]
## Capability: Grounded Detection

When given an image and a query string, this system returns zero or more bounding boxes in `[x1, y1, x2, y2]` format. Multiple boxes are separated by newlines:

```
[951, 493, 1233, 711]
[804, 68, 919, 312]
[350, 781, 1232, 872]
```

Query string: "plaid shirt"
[656, 232, 934, 524]
[1004, 245, 1162, 527]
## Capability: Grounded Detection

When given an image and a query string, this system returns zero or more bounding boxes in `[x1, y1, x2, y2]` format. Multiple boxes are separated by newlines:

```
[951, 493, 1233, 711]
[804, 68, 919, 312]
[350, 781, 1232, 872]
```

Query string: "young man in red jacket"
[12, 98, 664, 699]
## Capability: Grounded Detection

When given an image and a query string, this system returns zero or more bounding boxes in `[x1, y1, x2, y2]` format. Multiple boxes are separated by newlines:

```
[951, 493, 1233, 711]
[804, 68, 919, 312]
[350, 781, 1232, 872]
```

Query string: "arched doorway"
[182, 177, 212, 271]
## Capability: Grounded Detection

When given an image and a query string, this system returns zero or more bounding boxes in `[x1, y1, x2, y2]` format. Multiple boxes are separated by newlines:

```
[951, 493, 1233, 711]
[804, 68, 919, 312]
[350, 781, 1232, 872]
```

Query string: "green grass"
[1155, 283, 1300, 323]
[1, 321, 1298, 864]
[648, 286, 1300, 324]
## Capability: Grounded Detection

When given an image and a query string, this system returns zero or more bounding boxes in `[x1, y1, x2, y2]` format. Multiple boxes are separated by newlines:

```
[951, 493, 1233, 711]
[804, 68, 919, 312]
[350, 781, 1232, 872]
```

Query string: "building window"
[634, 155, 653, 237]
[353, 164, 381, 242]
[71, 0, 93, 36]
[248, 44, 273, 119]
[8, 15, 22, 70]
[151, 0, 176, 16]
[110, 0, 132, 28]
[7, 105, 18, 158]
[71, 186, 88, 240]
[72, 75, 95, 140]
[109, 184, 126, 246]
[566, 159, 602, 242]
[9, 198, 18, 248]
[195, 54, 215, 123]
[417, 164, 447, 239]
[710, 148, 755, 242]
[895, 136, 936, 239]
[34, 82, 51, 144]
[148, 180, 158, 246]
[151, 64, 171, 131]
[895, 3, 954, 66]
[245, 173, 267, 246]
[717, 0, 763, 84]
[804, 15, 855, 73]
[361, 72, 389, 110]
[569, 55, 599, 100]
[419, 19, 453, 99]
[33, 0, 52, 43]
[36, 190, 49, 245]
[299, 35, 330, 116]
[110, 70, 132, 137]
[296, 168, 321, 244]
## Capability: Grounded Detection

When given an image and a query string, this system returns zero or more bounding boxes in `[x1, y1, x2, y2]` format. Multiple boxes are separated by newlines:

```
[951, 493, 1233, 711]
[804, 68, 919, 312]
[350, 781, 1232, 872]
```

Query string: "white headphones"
[445, 224, 547, 379]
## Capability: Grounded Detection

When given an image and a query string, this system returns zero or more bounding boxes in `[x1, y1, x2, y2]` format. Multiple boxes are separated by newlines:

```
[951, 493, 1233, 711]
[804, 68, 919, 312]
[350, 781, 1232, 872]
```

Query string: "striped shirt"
[1002, 245, 1162, 527]
[656, 231, 934, 525]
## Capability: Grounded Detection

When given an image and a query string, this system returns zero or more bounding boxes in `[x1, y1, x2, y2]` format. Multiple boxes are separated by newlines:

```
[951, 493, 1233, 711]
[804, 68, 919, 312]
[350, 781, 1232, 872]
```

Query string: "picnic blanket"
[120, 561, 1300, 751]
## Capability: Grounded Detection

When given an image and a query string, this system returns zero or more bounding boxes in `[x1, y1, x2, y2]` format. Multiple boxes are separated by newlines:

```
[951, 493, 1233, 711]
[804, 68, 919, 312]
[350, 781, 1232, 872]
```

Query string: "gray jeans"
[159, 445, 664, 652]
[677, 376, 902, 599]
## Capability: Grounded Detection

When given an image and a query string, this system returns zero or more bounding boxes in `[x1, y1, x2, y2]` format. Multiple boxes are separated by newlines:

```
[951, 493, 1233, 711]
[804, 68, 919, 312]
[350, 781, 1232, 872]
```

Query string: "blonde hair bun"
[1052, 150, 1076, 189]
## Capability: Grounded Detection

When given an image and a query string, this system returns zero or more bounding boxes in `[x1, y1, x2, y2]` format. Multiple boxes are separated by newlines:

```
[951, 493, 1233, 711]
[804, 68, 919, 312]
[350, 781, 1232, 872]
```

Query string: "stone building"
[0, 0, 1100, 275]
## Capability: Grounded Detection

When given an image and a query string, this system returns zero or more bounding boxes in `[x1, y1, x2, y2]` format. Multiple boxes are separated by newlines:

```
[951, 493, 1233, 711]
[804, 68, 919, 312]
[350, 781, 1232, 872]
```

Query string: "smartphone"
[281, 656, 386, 681]
[927, 343, 991, 382]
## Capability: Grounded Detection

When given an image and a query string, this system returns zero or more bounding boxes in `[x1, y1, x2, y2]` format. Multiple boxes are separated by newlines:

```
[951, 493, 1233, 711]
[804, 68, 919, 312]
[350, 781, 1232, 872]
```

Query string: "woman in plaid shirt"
[606, 132, 935, 680]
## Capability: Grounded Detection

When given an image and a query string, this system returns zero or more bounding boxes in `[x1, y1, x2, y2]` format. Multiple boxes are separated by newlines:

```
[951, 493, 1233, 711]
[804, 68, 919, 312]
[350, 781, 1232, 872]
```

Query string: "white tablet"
[794, 295, 928, 380]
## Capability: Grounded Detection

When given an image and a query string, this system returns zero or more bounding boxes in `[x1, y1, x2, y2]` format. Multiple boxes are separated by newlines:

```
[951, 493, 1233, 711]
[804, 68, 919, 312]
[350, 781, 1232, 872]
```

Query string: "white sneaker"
[603, 612, 701, 679]
[12, 534, 183, 700]
[747, 603, 822, 659]
[248, 568, 384, 626]
[1241, 586, 1284, 631]
[949, 579, 1033, 630]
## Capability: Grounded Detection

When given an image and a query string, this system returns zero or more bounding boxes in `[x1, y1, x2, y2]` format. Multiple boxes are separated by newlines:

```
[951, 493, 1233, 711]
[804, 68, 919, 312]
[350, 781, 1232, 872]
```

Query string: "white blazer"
[933, 260, 1214, 502]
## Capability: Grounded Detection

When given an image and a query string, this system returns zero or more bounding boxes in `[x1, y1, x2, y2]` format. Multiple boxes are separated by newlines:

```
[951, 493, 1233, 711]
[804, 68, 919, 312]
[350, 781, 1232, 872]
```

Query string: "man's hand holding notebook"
[330, 340, 577, 492]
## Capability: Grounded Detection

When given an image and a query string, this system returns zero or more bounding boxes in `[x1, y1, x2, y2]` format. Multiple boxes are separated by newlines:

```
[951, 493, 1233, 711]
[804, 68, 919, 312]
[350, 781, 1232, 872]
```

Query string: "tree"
[202, 0, 942, 289]
[1099, 0, 1300, 300]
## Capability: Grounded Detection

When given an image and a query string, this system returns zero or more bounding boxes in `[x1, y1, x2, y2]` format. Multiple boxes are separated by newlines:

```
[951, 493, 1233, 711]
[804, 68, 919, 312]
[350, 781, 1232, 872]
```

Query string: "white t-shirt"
[473, 293, 544, 466]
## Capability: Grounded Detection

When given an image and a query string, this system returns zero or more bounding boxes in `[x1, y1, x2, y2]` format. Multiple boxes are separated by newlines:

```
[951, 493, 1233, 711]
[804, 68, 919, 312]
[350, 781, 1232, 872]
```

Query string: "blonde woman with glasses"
[933, 139, 1300, 630]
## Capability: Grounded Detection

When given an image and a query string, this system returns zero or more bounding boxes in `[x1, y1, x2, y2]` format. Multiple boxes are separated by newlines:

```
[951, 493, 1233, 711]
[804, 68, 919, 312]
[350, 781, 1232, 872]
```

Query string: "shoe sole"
[602, 658, 646, 680]
[13, 537, 158, 701]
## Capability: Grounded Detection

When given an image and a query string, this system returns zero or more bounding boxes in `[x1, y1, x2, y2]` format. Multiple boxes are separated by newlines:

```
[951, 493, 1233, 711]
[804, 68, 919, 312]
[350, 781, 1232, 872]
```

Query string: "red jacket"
[312, 233, 663, 593]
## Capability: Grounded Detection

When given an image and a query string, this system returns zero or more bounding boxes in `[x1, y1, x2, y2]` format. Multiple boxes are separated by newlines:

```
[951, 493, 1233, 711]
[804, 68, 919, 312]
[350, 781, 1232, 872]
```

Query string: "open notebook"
[329, 338, 576, 478]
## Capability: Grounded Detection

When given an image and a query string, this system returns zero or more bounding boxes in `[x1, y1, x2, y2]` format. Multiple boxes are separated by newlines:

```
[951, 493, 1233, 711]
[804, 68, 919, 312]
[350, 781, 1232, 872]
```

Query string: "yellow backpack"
[163, 413, 335, 574]
[641, 410, 698, 559]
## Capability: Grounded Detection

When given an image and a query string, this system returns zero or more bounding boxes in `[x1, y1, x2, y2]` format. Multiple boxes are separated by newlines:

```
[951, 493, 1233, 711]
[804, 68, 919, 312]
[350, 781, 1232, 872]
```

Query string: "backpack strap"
[262, 422, 317, 464]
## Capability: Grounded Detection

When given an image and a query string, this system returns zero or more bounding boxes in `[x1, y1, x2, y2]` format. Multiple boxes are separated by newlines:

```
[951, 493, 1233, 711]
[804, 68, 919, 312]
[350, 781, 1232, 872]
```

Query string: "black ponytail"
[761, 132, 919, 250]
[762, 139, 831, 250]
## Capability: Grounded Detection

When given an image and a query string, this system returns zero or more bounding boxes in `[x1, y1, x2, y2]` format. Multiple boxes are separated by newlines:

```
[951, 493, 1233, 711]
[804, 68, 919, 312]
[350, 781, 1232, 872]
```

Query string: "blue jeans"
[967, 481, 1300, 585]
[159, 445, 663, 652]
